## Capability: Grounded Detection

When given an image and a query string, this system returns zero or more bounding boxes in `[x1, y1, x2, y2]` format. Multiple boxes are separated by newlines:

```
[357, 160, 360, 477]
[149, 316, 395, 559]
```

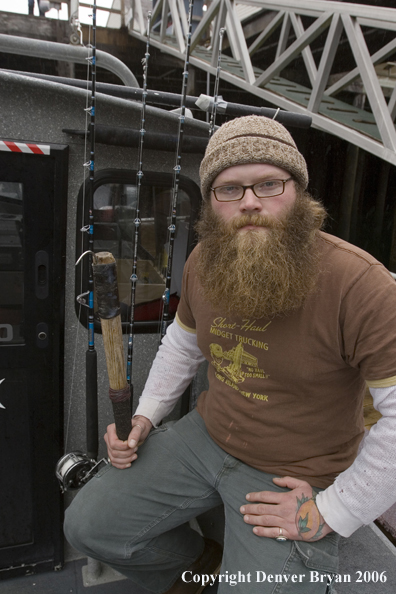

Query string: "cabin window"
[75, 169, 201, 333]
[0, 182, 24, 345]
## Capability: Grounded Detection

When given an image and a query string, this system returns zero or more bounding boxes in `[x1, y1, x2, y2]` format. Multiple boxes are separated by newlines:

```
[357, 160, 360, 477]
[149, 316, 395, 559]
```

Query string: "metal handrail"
[0, 33, 138, 87]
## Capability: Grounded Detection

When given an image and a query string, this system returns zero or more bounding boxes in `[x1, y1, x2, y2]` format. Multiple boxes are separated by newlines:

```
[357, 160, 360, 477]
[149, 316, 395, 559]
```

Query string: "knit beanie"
[199, 115, 308, 200]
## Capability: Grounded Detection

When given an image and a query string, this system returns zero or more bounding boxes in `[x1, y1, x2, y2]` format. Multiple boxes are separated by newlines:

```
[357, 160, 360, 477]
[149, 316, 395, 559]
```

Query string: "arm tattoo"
[295, 491, 325, 541]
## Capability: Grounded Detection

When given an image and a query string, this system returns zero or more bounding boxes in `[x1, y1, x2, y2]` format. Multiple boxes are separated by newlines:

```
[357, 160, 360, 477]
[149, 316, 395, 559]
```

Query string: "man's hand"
[240, 476, 333, 541]
[104, 415, 153, 469]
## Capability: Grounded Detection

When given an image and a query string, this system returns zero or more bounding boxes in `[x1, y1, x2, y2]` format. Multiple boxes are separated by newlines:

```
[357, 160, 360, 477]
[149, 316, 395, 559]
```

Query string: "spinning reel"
[55, 451, 109, 492]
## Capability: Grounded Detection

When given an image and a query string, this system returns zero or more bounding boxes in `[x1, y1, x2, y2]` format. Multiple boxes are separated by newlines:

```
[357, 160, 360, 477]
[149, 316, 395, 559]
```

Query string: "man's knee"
[63, 488, 110, 557]
[64, 497, 92, 554]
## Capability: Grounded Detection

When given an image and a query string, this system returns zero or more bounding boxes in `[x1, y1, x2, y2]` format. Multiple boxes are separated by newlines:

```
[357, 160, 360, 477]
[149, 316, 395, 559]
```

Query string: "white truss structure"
[128, 0, 396, 165]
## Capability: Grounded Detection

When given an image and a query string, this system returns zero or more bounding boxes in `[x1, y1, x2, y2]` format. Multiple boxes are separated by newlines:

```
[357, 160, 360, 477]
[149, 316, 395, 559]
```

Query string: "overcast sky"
[1, 1, 114, 27]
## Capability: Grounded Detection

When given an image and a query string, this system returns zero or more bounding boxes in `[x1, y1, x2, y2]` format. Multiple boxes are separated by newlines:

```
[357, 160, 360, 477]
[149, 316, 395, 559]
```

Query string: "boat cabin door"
[0, 142, 68, 577]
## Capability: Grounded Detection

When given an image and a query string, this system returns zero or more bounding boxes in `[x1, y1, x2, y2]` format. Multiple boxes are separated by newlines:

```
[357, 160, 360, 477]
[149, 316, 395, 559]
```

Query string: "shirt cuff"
[134, 398, 174, 428]
[316, 484, 363, 537]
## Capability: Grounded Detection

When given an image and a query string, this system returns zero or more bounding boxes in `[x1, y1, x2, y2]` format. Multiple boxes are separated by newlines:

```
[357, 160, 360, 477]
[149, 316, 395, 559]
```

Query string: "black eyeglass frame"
[211, 177, 293, 202]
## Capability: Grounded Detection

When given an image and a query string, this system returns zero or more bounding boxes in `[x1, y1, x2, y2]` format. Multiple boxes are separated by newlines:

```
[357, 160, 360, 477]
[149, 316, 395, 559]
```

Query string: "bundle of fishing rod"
[56, 4, 156, 492]
[56, 0, 311, 492]
[56, 0, 104, 492]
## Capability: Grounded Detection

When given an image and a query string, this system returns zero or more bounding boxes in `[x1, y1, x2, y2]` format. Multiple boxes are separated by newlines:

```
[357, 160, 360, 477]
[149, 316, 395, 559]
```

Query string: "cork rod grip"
[92, 251, 131, 441]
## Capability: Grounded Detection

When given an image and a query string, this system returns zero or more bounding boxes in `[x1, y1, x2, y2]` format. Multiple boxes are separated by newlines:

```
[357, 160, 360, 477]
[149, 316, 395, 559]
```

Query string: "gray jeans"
[64, 409, 339, 593]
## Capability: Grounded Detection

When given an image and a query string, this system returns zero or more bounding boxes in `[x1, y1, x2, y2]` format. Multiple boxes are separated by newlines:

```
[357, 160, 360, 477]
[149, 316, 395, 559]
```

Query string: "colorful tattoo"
[296, 492, 325, 541]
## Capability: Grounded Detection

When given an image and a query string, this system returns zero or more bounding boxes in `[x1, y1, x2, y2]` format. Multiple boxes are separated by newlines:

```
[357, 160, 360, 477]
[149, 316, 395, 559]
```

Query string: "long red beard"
[195, 191, 326, 319]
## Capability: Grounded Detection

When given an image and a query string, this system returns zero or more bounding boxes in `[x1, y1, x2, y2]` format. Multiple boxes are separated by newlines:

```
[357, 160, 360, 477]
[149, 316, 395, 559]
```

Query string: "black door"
[0, 143, 68, 578]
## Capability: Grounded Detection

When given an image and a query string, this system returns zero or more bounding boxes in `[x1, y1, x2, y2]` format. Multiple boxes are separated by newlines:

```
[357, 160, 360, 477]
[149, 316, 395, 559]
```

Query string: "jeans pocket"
[295, 534, 340, 594]
[273, 534, 340, 594]
[295, 533, 340, 574]
[146, 424, 170, 440]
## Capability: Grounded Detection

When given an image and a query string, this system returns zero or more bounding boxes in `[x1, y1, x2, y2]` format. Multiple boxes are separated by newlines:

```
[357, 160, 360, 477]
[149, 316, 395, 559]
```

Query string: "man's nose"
[239, 188, 263, 212]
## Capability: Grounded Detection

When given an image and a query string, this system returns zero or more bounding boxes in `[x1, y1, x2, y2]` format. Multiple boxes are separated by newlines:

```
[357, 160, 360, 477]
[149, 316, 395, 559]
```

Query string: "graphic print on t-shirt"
[209, 317, 271, 402]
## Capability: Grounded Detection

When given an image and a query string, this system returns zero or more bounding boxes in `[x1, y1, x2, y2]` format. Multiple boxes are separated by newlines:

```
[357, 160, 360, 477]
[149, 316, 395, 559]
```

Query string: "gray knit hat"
[199, 115, 308, 200]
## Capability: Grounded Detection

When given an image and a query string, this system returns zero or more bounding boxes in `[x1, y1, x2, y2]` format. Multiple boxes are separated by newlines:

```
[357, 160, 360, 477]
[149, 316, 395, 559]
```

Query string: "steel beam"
[342, 14, 396, 152]
[308, 13, 343, 113]
[254, 12, 332, 88]
[128, 0, 396, 166]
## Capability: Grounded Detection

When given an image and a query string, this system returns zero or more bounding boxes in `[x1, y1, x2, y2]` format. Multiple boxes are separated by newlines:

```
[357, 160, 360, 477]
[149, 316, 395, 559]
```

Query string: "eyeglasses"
[211, 178, 292, 202]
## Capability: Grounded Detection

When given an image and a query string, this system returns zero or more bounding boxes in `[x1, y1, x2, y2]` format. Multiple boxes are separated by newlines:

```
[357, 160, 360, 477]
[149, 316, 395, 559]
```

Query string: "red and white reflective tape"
[0, 140, 51, 155]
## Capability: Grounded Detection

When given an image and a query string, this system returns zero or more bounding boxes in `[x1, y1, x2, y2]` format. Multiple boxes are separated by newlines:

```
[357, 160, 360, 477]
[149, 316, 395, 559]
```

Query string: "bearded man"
[64, 116, 396, 594]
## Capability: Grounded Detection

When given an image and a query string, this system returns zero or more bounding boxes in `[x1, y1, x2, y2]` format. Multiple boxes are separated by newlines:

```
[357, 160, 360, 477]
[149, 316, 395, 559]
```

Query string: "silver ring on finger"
[135, 423, 143, 430]
[275, 527, 288, 542]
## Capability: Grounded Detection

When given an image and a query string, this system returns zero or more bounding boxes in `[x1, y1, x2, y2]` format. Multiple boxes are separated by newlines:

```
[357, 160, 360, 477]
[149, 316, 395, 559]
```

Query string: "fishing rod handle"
[92, 251, 132, 441]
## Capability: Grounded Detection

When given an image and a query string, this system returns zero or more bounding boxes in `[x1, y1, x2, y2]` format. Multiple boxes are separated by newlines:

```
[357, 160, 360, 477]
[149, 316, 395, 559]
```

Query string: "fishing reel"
[55, 451, 109, 493]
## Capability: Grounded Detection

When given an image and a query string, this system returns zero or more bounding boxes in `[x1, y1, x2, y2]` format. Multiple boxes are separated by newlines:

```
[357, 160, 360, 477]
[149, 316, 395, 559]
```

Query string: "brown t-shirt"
[176, 231, 396, 488]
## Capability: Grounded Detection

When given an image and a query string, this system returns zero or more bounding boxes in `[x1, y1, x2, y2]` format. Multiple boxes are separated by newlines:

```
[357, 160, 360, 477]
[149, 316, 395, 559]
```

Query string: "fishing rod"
[127, 12, 152, 403]
[84, 0, 98, 462]
[209, 27, 225, 138]
[93, 252, 131, 441]
[56, 1, 107, 491]
[160, 0, 195, 340]
[13, 70, 312, 129]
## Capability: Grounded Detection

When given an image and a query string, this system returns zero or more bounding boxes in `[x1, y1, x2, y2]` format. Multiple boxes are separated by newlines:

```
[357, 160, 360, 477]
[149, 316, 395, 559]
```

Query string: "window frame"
[75, 168, 202, 334]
